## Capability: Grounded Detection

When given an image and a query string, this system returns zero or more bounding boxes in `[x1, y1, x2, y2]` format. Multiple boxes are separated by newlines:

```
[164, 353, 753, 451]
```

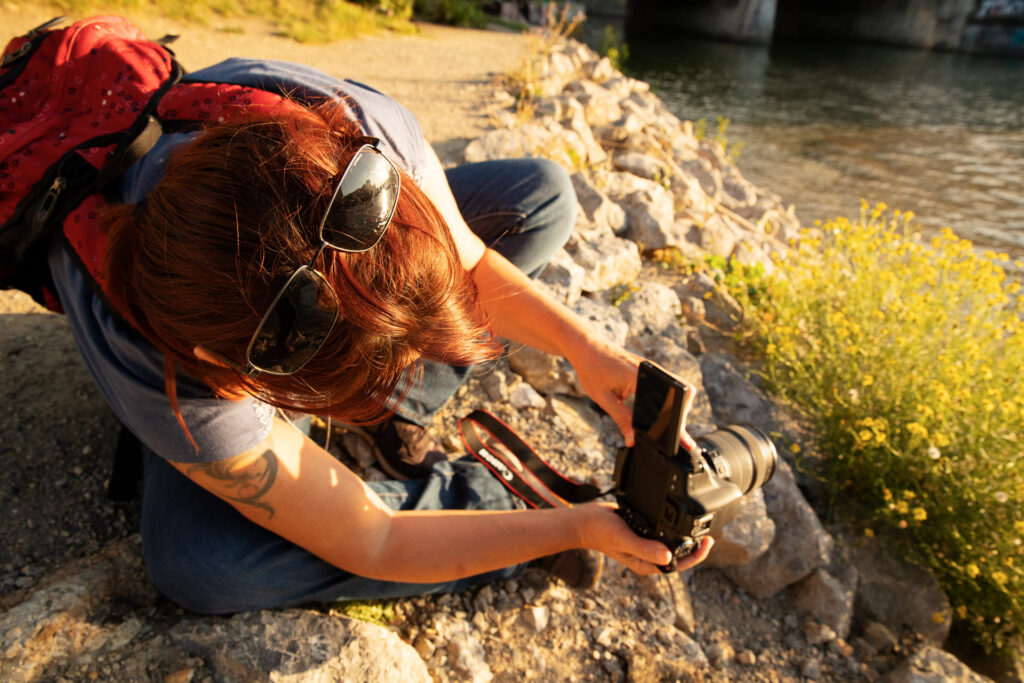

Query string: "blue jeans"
[141, 158, 576, 614]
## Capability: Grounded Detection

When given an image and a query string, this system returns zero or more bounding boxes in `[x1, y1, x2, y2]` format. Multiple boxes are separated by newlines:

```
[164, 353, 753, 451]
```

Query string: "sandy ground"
[0, 6, 527, 593]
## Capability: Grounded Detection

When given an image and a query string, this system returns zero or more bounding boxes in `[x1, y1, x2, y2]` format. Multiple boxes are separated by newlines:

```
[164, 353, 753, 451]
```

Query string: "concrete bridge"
[585, 0, 1024, 55]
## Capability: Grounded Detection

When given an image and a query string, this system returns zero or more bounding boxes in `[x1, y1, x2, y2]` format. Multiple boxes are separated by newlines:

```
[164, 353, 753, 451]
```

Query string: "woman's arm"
[172, 416, 698, 582]
[417, 145, 697, 449]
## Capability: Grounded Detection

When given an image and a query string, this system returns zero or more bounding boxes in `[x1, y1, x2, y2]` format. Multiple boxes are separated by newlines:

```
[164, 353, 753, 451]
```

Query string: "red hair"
[102, 102, 500, 434]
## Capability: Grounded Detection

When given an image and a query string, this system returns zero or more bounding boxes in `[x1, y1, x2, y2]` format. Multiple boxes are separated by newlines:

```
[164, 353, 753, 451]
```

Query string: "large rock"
[674, 274, 744, 332]
[852, 538, 953, 646]
[506, 345, 582, 397]
[702, 489, 775, 569]
[571, 295, 630, 348]
[538, 248, 584, 306]
[885, 646, 993, 683]
[618, 281, 683, 340]
[571, 172, 627, 233]
[723, 459, 834, 599]
[0, 538, 159, 682]
[603, 171, 675, 246]
[567, 234, 641, 293]
[789, 544, 859, 640]
[169, 610, 430, 683]
[699, 352, 776, 426]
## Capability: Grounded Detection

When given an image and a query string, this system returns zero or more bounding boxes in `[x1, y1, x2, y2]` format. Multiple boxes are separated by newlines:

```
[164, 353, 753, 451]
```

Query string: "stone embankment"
[0, 35, 998, 683]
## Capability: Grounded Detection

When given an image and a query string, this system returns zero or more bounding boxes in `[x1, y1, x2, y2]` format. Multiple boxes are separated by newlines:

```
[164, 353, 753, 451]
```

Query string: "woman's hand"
[570, 341, 698, 451]
[576, 503, 714, 576]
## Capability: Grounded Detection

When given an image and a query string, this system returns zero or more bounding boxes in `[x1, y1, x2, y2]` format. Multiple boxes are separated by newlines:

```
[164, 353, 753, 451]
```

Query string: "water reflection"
[586, 26, 1024, 259]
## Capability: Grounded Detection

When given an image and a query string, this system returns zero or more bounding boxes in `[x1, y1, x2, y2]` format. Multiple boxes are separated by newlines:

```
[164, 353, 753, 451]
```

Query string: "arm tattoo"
[188, 450, 278, 519]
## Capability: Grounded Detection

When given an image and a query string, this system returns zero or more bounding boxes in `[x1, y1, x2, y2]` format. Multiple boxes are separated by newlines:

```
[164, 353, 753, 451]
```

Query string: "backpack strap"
[459, 409, 606, 509]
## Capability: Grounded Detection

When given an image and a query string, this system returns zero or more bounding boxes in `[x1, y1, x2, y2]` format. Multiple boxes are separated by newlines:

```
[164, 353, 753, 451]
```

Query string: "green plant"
[742, 202, 1024, 655]
[331, 599, 396, 626]
[609, 282, 638, 307]
[413, 0, 488, 27]
[692, 117, 743, 161]
[600, 25, 629, 72]
[47, 0, 416, 42]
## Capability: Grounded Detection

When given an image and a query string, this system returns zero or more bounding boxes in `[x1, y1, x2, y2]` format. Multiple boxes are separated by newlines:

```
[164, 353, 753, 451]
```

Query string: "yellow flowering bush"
[740, 203, 1023, 654]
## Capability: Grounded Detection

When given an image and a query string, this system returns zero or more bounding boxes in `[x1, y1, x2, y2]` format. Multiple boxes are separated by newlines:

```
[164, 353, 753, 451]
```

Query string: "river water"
[584, 27, 1024, 261]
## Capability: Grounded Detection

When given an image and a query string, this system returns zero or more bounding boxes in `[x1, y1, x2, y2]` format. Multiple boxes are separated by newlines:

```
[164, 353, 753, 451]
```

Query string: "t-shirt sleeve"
[185, 58, 429, 184]
[48, 242, 274, 464]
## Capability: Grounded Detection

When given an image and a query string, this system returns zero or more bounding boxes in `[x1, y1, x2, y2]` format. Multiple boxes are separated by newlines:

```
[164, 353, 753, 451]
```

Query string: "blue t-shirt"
[48, 59, 428, 464]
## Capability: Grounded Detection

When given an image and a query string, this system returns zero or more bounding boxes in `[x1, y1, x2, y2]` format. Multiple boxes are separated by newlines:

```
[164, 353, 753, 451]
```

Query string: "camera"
[614, 361, 778, 571]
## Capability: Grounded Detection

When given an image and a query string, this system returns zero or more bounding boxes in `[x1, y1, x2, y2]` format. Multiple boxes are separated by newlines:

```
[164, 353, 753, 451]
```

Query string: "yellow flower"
[992, 571, 1008, 585]
[895, 500, 910, 515]
[862, 375, 874, 387]
[966, 563, 980, 578]
[906, 422, 929, 439]
[913, 507, 927, 521]
[864, 528, 875, 538]
[790, 443, 801, 454]
[931, 612, 947, 625]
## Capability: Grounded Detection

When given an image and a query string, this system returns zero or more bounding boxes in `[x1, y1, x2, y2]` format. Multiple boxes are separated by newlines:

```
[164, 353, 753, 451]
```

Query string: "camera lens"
[696, 425, 778, 494]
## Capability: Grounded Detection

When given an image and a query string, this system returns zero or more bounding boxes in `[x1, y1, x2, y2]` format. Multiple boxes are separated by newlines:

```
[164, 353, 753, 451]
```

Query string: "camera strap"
[458, 410, 606, 509]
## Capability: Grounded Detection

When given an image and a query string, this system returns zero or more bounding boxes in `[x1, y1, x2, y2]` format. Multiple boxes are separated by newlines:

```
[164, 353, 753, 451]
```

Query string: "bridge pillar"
[625, 0, 779, 43]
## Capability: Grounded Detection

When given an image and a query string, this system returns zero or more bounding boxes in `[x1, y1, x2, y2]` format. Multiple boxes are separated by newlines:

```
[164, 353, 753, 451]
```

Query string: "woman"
[51, 58, 710, 614]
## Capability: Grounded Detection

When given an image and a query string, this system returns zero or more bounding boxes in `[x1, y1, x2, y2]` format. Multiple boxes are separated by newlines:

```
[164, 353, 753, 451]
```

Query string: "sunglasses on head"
[238, 136, 400, 377]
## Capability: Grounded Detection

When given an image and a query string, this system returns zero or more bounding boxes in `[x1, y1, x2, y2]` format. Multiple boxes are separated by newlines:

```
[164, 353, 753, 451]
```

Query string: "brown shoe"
[371, 417, 448, 480]
[533, 548, 604, 590]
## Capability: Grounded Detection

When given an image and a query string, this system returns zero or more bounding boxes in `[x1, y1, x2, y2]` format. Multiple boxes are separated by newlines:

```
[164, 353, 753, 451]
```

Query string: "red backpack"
[0, 15, 299, 316]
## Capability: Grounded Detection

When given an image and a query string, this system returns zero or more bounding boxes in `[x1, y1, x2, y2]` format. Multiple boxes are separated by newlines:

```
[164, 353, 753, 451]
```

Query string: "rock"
[654, 624, 708, 666]
[163, 668, 195, 683]
[695, 213, 740, 259]
[508, 380, 547, 410]
[413, 635, 436, 660]
[567, 235, 641, 293]
[618, 281, 683, 340]
[885, 646, 994, 683]
[680, 295, 706, 324]
[723, 459, 834, 599]
[789, 545, 858, 640]
[562, 97, 608, 166]
[481, 370, 510, 402]
[851, 538, 952, 646]
[521, 605, 549, 632]
[506, 346, 582, 397]
[635, 571, 696, 635]
[603, 172, 675, 246]
[707, 640, 735, 665]
[0, 538, 158, 682]
[441, 618, 493, 683]
[803, 620, 838, 646]
[549, 395, 602, 447]
[612, 152, 667, 182]
[801, 657, 823, 680]
[585, 56, 616, 83]
[736, 650, 757, 666]
[538, 248, 585, 306]
[862, 621, 899, 654]
[703, 489, 775, 569]
[571, 173, 627, 234]
[571, 295, 630, 348]
[675, 273, 744, 332]
[169, 610, 430, 683]
[699, 352, 776, 426]
[564, 79, 623, 126]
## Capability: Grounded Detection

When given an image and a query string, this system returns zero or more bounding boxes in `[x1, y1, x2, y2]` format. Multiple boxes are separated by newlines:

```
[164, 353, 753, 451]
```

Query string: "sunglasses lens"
[321, 148, 400, 252]
[247, 267, 338, 375]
